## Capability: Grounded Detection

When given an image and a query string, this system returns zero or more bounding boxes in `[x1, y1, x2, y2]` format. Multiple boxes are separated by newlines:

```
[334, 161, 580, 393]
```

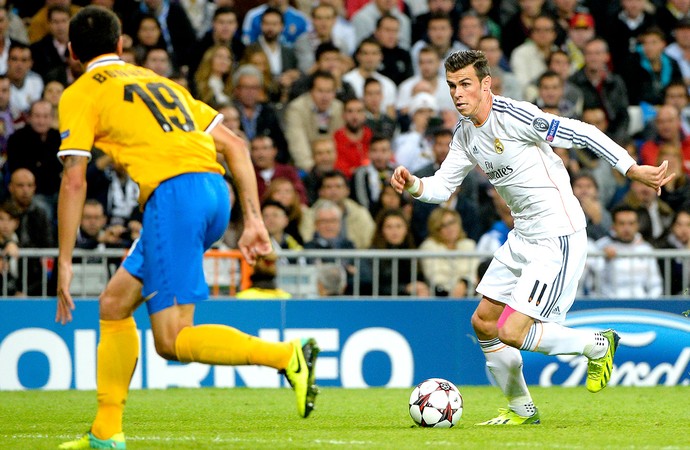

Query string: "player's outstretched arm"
[391, 165, 424, 197]
[211, 124, 272, 265]
[56, 155, 89, 324]
[626, 160, 676, 195]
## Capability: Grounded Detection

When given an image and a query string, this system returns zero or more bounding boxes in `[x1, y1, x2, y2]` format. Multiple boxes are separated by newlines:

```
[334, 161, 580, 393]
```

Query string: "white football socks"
[479, 338, 536, 417]
[520, 321, 609, 359]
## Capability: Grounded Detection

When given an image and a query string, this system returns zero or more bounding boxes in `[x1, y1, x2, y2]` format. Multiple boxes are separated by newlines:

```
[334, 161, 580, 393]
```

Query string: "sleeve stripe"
[204, 113, 223, 133]
[57, 150, 92, 164]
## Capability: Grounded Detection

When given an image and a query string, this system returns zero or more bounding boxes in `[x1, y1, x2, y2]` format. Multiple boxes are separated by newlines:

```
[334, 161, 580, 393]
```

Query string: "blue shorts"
[122, 173, 230, 315]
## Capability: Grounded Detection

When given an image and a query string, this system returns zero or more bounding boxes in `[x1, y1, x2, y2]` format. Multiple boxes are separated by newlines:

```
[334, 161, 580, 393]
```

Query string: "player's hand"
[391, 165, 414, 194]
[55, 260, 75, 325]
[626, 161, 675, 195]
[238, 219, 272, 266]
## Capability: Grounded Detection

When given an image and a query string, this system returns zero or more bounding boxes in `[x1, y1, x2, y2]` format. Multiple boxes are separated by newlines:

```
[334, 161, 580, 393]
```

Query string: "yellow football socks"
[91, 317, 139, 440]
[174, 325, 292, 369]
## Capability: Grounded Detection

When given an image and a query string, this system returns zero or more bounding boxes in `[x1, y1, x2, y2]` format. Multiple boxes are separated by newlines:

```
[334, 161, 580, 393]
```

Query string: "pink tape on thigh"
[497, 305, 516, 329]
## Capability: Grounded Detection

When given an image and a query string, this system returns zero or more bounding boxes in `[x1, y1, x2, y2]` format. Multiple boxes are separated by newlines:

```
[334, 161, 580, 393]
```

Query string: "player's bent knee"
[99, 291, 129, 320]
[471, 310, 497, 339]
[154, 339, 179, 361]
[496, 325, 523, 348]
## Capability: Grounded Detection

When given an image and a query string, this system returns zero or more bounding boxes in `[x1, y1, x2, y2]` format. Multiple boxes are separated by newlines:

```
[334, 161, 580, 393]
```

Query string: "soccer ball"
[408, 378, 463, 428]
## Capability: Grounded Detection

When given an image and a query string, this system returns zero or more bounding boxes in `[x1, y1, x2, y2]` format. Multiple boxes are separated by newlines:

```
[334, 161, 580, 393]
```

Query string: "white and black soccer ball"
[409, 378, 463, 428]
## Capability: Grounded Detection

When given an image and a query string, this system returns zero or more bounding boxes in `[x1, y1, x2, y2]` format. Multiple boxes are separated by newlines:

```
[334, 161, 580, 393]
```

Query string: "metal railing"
[0, 248, 688, 298]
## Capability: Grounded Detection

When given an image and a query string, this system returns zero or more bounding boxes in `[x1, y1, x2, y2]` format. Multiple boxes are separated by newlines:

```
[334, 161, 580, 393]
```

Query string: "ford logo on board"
[522, 309, 690, 387]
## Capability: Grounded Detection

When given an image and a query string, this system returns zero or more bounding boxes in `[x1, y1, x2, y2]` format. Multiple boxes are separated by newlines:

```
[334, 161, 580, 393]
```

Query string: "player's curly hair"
[69, 6, 121, 64]
[444, 50, 491, 80]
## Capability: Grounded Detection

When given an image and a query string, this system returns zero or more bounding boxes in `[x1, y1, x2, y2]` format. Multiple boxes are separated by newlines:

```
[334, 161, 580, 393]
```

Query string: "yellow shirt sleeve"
[58, 87, 97, 159]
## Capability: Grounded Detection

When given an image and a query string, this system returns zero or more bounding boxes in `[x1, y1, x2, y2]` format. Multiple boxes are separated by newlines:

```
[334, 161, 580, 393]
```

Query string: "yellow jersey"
[58, 54, 225, 205]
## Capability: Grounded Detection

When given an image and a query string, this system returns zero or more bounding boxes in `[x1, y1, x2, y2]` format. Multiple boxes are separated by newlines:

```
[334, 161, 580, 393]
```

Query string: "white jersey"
[418, 95, 637, 239]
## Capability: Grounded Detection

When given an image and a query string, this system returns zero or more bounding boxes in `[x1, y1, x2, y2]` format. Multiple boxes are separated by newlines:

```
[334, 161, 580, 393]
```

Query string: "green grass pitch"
[1, 386, 689, 449]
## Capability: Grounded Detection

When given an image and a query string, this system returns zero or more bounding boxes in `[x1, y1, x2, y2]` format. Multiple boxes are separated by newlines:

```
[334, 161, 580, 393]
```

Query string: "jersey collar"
[85, 54, 124, 73]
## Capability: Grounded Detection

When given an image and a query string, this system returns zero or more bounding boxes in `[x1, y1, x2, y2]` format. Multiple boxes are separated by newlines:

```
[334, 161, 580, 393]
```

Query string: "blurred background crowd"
[0, 0, 689, 298]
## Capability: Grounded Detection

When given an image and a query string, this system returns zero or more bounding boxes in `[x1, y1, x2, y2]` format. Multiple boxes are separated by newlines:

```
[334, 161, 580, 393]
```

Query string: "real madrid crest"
[494, 138, 504, 154]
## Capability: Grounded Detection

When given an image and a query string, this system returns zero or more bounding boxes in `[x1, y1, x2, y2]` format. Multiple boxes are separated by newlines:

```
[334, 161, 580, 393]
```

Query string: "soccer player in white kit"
[392, 51, 675, 425]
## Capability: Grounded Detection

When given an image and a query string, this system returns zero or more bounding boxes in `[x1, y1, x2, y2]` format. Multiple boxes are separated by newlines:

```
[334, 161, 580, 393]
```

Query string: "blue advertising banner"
[0, 299, 688, 390]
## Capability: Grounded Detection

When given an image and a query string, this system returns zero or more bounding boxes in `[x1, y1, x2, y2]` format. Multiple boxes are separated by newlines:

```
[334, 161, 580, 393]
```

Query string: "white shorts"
[476, 228, 587, 323]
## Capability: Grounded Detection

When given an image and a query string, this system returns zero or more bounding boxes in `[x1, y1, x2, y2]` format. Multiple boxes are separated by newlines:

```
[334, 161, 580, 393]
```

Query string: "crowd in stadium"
[0, 0, 689, 298]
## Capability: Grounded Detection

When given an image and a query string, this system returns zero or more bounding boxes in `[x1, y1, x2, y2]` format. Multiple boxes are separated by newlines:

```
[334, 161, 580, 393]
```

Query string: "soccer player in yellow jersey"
[56, 7, 319, 449]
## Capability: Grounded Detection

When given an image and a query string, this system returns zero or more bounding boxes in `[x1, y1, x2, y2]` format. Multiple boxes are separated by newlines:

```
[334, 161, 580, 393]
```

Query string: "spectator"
[236, 252, 292, 299]
[362, 77, 397, 136]
[0, 0, 28, 45]
[0, 74, 14, 156]
[85, 151, 142, 231]
[397, 45, 457, 119]
[658, 143, 690, 210]
[361, 208, 429, 296]
[250, 135, 307, 204]
[7, 168, 53, 295]
[289, 42, 356, 103]
[217, 102, 246, 141]
[262, 176, 307, 246]
[618, 179, 675, 241]
[510, 14, 559, 91]
[653, 206, 690, 295]
[284, 71, 344, 171]
[178, 0, 215, 40]
[592, 204, 663, 298]
[129, 13, 165, 67]
[238, 47, 281, 103]
[124, 0, 197, 70]
[44, 39, 83, 87]
[477, 35, 523, 100]
[569, 37, 630, 144]
[0, 200, 21, 295]
[374, 14, 413, 86]
[303, 199, 357, 285]
[412, 127, 483, 243]
[657, 0, 690, 39]
[261, 200, 303, 250]
[27, 0, 80, 44]
[533, 70, 579, 118]
[639, 104, 690, 173]
[544, 49, 584, 114]
[293, 3, 352, 74]
[393, 92, 437, 172]
[456, 11, 484, 51]
[300, 170, 375, 249]
[351, 134, 395, 215]
[664, 18, 690, 85]
[662, 81, 690, 137]
[343, 38, 397, 115]
[189, 7, 245, 81]
[419, 207, 478, 297]
[351, 0, 412, 50]
[412, 0, 460, 44]
[501, 0, 550, 58]
[241, 0, 310, 47]
[193, 44, 234, 107]
[605, 0, 658, 72]
[562, 12, 596, 73]
[334, 97, 372, 177]
[29, 5, 70, 82]
[7, 42, 44, 120]
[142, 47, 172, 78]
[232, 64, 289, 163]
[316, 262, 347, 296]
[5, 100, 62, 218]
[410, 12, 465, 78]
[469, 0, 501, 40]
[302, 137, 337, 206]
[41, 79, 64, 128]
[552, 0, 579, 42]
[571, 172, 612, 241]
[622, 26, 683, 106]
[244, 7, 300, 98]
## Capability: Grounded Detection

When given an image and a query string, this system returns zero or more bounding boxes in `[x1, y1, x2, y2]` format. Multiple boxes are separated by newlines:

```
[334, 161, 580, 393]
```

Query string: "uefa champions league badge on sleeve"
[546, 120, 560, 142]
